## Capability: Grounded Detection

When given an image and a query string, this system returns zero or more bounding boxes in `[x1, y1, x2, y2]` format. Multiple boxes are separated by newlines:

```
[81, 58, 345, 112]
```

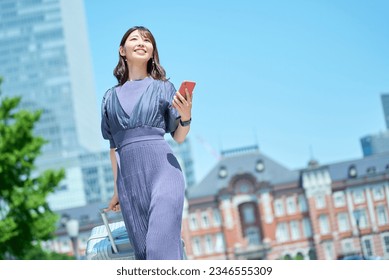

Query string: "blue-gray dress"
[101, 77, 185, 260]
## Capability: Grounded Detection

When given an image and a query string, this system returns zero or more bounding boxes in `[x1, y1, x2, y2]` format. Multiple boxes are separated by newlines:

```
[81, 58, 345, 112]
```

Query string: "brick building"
[182, 146, 389, 260]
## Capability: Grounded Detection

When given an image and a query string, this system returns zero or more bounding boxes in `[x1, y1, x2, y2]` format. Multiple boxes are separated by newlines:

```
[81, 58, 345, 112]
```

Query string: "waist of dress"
[113, 126, 165, 150]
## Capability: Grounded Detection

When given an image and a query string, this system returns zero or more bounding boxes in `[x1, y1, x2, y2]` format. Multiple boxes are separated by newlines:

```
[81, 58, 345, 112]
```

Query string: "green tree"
[0, 77, 65, 259]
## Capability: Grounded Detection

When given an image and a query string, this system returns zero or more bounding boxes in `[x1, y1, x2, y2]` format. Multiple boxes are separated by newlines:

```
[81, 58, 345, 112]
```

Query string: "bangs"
[138, 28, 154, 44]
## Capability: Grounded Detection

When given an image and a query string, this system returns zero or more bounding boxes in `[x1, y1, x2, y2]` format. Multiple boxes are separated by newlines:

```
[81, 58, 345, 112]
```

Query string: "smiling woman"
[101, 26, 195, 260]
[113, 26, 164, 84]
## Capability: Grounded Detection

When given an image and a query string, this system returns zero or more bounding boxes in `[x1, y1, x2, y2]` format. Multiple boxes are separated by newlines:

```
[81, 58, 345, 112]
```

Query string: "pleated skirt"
[115, 136, 185, 260]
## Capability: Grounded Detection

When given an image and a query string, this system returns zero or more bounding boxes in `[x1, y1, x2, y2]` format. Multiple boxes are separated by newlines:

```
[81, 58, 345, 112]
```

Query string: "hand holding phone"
[178, 80, 196, 99]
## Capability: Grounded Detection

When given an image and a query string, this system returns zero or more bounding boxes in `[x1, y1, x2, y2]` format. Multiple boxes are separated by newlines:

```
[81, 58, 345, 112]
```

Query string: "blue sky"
[84, 0, 389, 183]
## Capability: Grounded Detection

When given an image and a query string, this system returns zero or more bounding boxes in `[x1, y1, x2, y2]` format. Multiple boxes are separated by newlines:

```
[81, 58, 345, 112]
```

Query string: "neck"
[127, 63, 148, 81]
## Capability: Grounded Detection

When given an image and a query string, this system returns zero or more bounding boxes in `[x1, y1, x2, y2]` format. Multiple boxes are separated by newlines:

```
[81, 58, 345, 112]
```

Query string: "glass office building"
[360, 94, 389, 157]
[361, 132, 389, 157]
[0, 0, 102, 209]
[381, 94, 389, 130]
[0, 0, 101, 164]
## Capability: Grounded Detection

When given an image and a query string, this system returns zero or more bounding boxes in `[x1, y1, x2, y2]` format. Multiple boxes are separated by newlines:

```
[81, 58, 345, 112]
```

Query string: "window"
[373, 187, 385, 201]
[353, 190, 365, 204]
[341, 239, 354, 255]
[376, 206, 388, 226]
[286, 197, 296, 214]
[323, 241, 334, 260]
[192, 237, 202, 256]
[315, 195, 326, 209]
[382, 235, 389, 255]
[354, 209, 368, 229]
[201, 211, 210, 229]
[333, 192, 346, 208]
[242, 204, 256, 224]
[298, 194, 308, 212]
[290, 220, 300, 240]
[302, 218, 312, 238]
[274, 199, 284, 217]
[348, 165, 357, 178]
[205, 235, 213, 254]
[319, 215, 330, 234]
[362, 238, 374, 257]
[213, 209, 221, 227]
[215, 233, 225, 253]
[366, 167, 376, 175]
[245, 227, 260, 246]
[276, 222, 289, 242]
[337, 213, 350, 232]
[189, 213, 198, 230]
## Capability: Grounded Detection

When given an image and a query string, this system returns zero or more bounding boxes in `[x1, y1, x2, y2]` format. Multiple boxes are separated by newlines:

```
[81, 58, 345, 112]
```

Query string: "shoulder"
[160, 79, 176, 93]
[102, 86, 116, 101]
[101, 86, 116, 111]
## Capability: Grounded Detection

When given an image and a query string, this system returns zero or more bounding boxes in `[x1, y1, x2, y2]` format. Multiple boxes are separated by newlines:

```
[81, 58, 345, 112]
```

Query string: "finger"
[176, 92, 188, 105]
[176, 91, 185, 100]
[176, 93, 189, 107]
[174, 96, 185, 107]
[173, 98, 184, 110]
[186, 89, 193, 103]
[183, 89, 192, 106]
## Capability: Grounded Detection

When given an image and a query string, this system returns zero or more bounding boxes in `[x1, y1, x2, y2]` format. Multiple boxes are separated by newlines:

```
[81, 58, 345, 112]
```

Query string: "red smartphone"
[178, 80, 196, 98]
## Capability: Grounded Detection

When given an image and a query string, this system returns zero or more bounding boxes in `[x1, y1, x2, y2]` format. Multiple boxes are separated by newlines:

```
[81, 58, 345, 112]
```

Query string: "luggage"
[85, 209, 187, 260]
[85, 209, 135, 260]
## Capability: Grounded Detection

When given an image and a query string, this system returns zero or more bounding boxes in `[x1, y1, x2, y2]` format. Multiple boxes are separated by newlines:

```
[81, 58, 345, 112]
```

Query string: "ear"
[119, 46, 126, 56]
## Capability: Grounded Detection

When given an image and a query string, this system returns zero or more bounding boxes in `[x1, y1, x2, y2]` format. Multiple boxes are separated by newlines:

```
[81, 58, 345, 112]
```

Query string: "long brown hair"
[113, 26, 167, 85]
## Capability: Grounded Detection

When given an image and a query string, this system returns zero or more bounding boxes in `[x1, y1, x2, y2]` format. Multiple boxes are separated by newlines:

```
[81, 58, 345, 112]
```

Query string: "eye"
[144, 38, 151, 42]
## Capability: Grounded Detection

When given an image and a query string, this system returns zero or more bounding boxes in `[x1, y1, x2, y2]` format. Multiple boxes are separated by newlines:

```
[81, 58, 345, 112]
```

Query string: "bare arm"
[107, 148, 120, 212]
[173, 122, 190, 143]
[172, 89, 192, 144]
[109, 148, 118, 195]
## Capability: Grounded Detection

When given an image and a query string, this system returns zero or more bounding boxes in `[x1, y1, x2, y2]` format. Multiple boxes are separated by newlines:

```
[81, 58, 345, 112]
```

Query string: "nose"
[137, 42, 145, 47]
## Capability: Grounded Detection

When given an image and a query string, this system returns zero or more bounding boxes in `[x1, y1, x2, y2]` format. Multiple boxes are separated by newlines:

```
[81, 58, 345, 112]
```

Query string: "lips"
[134, 48, 147, 53]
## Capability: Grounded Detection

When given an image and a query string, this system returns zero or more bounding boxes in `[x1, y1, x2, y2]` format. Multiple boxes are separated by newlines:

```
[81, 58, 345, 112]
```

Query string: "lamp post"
[65, 218, 80, 260]
[353, 211, 364, 259]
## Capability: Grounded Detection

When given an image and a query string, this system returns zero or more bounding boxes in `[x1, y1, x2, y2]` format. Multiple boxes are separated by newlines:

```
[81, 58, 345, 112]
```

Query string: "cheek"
[147, 44, 154, 53]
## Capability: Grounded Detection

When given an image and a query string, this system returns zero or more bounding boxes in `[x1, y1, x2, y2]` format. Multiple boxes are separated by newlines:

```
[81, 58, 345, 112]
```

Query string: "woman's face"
[120, 29, 154, 64]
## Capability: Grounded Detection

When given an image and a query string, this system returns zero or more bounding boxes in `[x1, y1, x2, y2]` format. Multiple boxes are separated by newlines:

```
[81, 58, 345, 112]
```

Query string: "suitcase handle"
[99, 209, 119, 254]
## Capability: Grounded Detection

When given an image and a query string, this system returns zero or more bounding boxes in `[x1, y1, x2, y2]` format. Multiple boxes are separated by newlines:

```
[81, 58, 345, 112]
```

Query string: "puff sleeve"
[101, 88, 116, 149]
[164, 81, 180, 135]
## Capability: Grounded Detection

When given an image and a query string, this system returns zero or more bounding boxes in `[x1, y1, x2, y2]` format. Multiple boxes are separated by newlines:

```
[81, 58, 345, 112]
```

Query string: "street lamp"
[65, 218, 80, 260]
[353, 210, 364, 259]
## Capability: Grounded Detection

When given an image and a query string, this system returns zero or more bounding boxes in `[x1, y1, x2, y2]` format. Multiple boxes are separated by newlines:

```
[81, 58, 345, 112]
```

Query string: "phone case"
[178, 81, 196, 97]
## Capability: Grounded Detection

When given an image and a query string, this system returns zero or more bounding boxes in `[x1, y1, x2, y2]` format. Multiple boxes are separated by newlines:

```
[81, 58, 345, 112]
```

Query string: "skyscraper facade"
[0, 0, 101, 165]
[360, 93, 389, 157]
[381, 94, 389, 130]
[361, 132, 389, 157]
[0, 0, 103, 209]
